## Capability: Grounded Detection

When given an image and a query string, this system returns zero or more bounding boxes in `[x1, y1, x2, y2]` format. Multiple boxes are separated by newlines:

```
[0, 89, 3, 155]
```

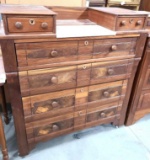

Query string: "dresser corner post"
[0, 40, 30, 156]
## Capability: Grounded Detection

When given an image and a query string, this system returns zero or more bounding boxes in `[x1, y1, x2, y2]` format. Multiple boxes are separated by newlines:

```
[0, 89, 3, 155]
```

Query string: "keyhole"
[29, 19, 35, 25]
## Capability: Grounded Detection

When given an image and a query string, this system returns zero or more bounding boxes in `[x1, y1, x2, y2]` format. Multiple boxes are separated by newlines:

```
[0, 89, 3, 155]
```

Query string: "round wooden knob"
[136, 20, 142, 26]
[15, 22, 22, 29]
[52, 101, 59, 108]
[52, 124, 59, 131]
[51, 76, 58, 84]
[100, 112, 106, 118]
[84, 41, 89, 46]
[111, 45, 117, 51]
[103, 91, 110, 97]
[121, 21, 126, 26]
[51, 50, 58, 57]
[107, 69, 114, 75]
[41, 22, 48, 29]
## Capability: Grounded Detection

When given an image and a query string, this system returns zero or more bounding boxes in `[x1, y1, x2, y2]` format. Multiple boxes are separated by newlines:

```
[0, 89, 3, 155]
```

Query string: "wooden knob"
[52, 124, 59, 131]
[84, 41, 89, 46]
[107, 69, 114, 75]
[15, 22, 22, 29]
[52, 101, 59, 108]
[51, 50, 58, 57]
[100, 112, 106, 118]
[136, 20, 142, 26]
[41, 22, 48, 29]
[111, 45, 117, 51]
[121, 21, 126, 26]
[51, 76, 58, 84]
[103, 91, 110, 97]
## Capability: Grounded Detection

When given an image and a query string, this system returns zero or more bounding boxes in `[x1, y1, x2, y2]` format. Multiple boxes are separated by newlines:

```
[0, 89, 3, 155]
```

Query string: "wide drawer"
[23, 80, 127, 122]
[19, 60, 133, 96]
[16, 37, 137, 69]
[6, 15, 55, 33]
[116, 17, 145, 31]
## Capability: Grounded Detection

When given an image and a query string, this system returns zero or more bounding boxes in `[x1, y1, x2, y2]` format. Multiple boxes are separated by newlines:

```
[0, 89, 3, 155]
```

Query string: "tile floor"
[1, 115, 150, 160]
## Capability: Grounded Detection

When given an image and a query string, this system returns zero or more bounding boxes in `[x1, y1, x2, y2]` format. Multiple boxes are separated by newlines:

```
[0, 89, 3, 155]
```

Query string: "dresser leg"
[2, 148, 9, 160]
[0, 86, 10, 125]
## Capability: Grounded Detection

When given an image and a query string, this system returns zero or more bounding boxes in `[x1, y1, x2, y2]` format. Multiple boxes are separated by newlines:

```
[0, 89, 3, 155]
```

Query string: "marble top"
[0, 56, 6, 84]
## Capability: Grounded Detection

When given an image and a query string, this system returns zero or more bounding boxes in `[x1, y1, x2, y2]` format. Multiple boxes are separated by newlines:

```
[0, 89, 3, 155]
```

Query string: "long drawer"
[16, 37, 137, 69]
[19, 59, 134, 96]
[23, 80, 127, 123]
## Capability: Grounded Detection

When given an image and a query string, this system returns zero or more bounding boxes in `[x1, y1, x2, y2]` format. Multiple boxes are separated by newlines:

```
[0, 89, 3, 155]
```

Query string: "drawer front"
[116, 17, 145, 31]
[143, 68, 150, 90]
[19, 66, 77, 96]
[7, 16, 54, 33]
[16, 38, 137, 68]
[137, 90, 150, 110]
[86, 106, 118, 123]
[108, 0, 140, 4]
[93, 38, 137, 59]
[16, 41, 78, 67]
[90, 59, 134, 85]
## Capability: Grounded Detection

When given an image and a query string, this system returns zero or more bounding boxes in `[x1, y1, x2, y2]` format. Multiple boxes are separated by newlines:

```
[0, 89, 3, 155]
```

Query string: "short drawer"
[6, 15, 55, 33]
[108, 0, 140, 4]
[116, 17, 145, 31]
[19, 65, 77, 96]
[26, 113, 74, 142]
[143, 68, 150, 90]
[16, 41, 78, 67]
[93, 38, 137, 59]
[137, 89, 150, 110]
[90, 59, 134, 85]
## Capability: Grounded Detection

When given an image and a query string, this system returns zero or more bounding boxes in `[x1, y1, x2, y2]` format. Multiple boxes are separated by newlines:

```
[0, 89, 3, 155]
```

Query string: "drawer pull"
[51, 50, 58, 57]
[103, 91, 110, 98]
[15, 22, 22, 29]
[52, 101, 59, 108]
[78, 111, 84, 116]
[111, 45, 117, 51]
[84, 41, 89, 46]
[100, 112, 106, 118]
[107, 69, 114, 75]
[51, 76, 58, 84]
[80, 89, 84, 92]
[41, 22, 48, 29]
[136, 20, 142, 26]
[52, 124, 59, 131]
[120, 21, 126, 26]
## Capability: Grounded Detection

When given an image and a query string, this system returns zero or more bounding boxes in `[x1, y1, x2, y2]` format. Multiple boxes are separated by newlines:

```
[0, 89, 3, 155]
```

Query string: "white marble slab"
[0, 56, 6, 84]
[56, 25, 116, 38]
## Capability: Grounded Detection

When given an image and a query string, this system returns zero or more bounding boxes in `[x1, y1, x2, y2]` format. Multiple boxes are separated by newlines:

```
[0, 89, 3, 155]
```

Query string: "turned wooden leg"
[0, 86, 9, 125]
[0, 115, 9, 160]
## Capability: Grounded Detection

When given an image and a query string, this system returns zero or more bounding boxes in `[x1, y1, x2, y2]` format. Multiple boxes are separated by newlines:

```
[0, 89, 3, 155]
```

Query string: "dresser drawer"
[90, 59, 134, 85]
[7, 16, 54, 33]
[26, 114, 74, 142]
[19, 66, 77, 96]
[108, 0, 140, 4]
[143, 68, 150, 90]
[16, 41, 78, 67]
[93, 38, 137, 59]
[116, 17, 145, 31]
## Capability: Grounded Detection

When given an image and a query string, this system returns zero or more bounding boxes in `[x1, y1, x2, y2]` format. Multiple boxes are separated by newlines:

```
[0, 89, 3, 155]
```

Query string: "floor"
[1, 115, 150, 160]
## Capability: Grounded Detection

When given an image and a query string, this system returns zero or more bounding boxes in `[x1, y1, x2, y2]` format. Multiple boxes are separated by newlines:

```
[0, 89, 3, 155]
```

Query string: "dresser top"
[90, 7, 148, 16]
[0, 4, 56, 15]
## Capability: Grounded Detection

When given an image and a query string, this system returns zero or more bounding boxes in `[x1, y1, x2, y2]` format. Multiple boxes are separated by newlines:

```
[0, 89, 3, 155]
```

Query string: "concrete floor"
[1, 115, 150, 160]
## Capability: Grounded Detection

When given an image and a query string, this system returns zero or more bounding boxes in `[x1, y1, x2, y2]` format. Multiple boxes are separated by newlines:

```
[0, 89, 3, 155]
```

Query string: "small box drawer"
[116, 17, 145, 31]
[108, 0, 141, 4]
[6, 16, 55, 33]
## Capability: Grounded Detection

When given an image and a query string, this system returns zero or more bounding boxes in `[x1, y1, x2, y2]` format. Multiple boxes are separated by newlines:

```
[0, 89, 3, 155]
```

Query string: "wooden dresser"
[126, 13, 150, 125]
[0, 5, 148, 156]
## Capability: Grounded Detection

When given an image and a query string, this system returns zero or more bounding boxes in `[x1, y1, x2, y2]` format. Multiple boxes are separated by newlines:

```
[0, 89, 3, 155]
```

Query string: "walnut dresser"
[0, 5, 148, 156]
[126, 13, 150, 125]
